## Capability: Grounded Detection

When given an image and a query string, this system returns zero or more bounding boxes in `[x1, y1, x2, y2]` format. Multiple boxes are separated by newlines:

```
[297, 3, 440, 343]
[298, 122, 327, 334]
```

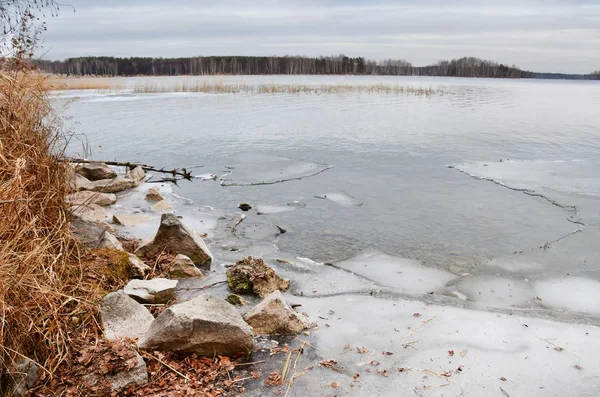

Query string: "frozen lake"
[57, 75, 600, 395]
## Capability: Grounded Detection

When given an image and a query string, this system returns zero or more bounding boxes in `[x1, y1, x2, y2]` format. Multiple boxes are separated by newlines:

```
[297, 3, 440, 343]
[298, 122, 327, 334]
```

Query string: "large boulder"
[226, 256, 290, 298]
[90, 176, 137, 193]
[135, 214, 212, 269]
[243, 290, 309, 335]
[123, 278, 177, 304]
[168, 254, 204, 279]
[74, 162, 118, 181]
[127, 253, 151, 278]
[83, 351, 148, 393]
[70, 217, 109, 248]
[67, 191, 117, 207]
[139, 294, 254, 356]
[100, 291, 154, 342]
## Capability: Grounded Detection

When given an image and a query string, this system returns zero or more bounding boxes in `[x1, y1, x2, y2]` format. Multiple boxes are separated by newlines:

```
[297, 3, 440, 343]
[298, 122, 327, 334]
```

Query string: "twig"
[285, 341, 307, 397]
[148, 354, 190, 381]
[234, 360, 266, 367]
[500, 386, 511, 397]
[401, 312, 442, 347]
[232, 376, 255, 383]
[68, 158, 193, 180]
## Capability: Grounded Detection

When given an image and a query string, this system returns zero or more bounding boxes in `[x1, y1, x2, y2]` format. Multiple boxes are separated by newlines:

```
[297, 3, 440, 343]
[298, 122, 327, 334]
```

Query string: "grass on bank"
[0, 66, 130, 394]
[48, 77, 123, 90]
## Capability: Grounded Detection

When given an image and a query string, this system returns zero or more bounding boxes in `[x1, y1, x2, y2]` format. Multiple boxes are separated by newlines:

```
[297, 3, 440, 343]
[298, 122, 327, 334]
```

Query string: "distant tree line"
[591, 71, 600, 80]
[31, 55, 597, 80]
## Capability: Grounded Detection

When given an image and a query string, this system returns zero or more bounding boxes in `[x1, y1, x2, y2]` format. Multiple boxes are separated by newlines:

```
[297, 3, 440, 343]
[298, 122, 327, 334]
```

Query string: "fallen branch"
[68, 158, 194, 180]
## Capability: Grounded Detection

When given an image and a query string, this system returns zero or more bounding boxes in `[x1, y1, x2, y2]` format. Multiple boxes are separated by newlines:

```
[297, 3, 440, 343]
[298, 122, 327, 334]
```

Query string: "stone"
[6, 358, 39, 397]
[70, 203, 111, 223]
[243, 290, 310, 335]
[70, 217, 109, 248]
[100, 291, 154, 342]
[145, 187, 164, 202]
[66, 191, 117, 207]
[99, 232, 124, 251]
[83, 351, 147, 393]
[226, 293, 248, 306]
[74, 162, 118, 181]
[150, 200, 173, 212]
[168, 254, 204, 279]
[113, 214, 153, 227]
[90, 176, 137, 193]
[126, 166, 146, 183]
[238, 203, 252, 211]
[135, 214, 212, 270]
[68, 172, 94, 192]
[127, 253, 151, 278]
[139, 294, 254, 356]
[226, 256, 290, 298]
[123, 278, 177, 304]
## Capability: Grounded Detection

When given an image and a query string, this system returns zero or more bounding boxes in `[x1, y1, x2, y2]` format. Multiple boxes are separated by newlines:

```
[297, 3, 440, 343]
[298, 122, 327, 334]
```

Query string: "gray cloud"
[40, 0, 600, 73]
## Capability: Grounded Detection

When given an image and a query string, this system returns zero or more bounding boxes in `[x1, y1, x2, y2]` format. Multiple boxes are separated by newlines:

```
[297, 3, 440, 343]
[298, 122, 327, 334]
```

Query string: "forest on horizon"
[34, 55, 600, 80]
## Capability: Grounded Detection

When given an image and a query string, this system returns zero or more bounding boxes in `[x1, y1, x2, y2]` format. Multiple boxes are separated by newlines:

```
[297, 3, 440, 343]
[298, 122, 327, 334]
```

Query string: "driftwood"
[68, 158, 194, 180]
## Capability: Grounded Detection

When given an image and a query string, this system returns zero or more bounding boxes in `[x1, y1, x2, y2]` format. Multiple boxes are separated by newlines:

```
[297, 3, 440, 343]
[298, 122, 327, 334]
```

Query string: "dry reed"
[0, 66, 124, 394]
[48, 77, 122, 90]
[132, 80, 441, 96]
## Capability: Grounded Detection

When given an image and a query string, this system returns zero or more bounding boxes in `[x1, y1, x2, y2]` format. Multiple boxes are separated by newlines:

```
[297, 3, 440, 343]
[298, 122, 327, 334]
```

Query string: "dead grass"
[132, 80, 441, 96]
[48, 77, 122, 90]
[0, 67, 128, 394]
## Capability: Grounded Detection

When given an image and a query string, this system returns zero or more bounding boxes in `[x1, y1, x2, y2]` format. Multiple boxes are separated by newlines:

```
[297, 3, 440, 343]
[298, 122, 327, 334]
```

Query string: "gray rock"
[139, 294, 254, 356]
[70, 217, 109, 248]
[135, 214, 212, 270]
[123, 278, 178, 304]
[127, 254, 151, 278]
[83, 351, 148, 393]
[126, 166, 146, 183]
[243, 290, 310, 335]
[90, 176, 137, 193]
[168, 254, 204, 279]
[113, 214, 153, 227]
[145, 187, 164, 202]
[6, 358, 39, 397]
[100, 291, 154, 342]
[70, 203, 111, 223]
[66, 191, 117, 207]
[74, 162, 118, 181]
[68, 172, 94, 192]
[98, 232, 124, 251]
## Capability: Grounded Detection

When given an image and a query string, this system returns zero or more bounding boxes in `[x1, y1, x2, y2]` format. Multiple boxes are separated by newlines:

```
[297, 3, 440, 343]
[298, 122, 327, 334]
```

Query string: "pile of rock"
[66, 162, 311, 393]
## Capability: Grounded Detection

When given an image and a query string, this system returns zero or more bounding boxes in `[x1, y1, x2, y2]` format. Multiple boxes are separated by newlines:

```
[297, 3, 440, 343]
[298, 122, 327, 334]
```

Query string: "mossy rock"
[226, 293, 248, 306]
[226, 256, 289, 298]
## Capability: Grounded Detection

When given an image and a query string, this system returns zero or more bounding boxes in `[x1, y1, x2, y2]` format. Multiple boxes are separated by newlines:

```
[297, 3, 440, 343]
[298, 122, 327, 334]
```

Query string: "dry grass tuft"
[48, 77, 122, 90]
[0, 67, 127, 394]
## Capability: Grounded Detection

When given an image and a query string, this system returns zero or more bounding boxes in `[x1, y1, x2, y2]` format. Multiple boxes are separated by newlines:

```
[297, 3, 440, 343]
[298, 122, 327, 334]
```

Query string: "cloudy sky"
[41, 0, 600, 73]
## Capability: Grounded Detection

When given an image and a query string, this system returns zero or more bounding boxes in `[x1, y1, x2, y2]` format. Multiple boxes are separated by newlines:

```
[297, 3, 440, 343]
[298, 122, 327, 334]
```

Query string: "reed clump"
[49, 76, 122, 90]
[0, 66, 124, 394]
[132, 80, 441, 96]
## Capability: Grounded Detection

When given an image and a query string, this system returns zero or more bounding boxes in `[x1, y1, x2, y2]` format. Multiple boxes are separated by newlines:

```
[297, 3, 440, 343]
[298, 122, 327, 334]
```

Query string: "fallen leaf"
[356, 346, 369, 354]
[377, 369, 389, 377]
[331, 382, 340, 388]
[382, 351, 393, 356]
[500, 377, 507, 381]
[554, 347, 564, 352]
[536, 296, 543, 301]
[460, 349, 468, 357]
[353, 373, 360, 379]
[344, 344, 351, 350]
[448, 350, 455, 356]
[413, 313, 421, 317]
[370, 360, 380, 366]
[574, 365, 583, 370]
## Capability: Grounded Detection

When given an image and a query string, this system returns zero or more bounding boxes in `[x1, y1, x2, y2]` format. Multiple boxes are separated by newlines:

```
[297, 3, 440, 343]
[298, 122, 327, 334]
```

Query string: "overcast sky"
[41, 0, 600, 73]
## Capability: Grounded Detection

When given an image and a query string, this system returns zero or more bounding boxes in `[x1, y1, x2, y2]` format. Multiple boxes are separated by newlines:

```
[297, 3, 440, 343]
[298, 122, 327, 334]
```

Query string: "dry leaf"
[500, 377, 507, 381]
[413, 313, 421, 317]
[344, 344, 351, 350]
[460, 349, 468, 357]
[331, 382, 340, 388]
[554, 347, 564, 352]
[448, 350, 455, 356]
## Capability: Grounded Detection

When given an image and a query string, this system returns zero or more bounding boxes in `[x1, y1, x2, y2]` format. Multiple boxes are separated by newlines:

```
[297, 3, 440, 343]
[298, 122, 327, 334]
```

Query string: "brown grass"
[0, 67, 127, 394]
[132, 80, 441, 96]
[48, 77, 122, 90]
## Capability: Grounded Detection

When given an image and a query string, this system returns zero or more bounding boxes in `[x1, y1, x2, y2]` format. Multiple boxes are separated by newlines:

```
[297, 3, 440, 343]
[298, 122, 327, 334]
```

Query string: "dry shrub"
[0, 66, 126, 394]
